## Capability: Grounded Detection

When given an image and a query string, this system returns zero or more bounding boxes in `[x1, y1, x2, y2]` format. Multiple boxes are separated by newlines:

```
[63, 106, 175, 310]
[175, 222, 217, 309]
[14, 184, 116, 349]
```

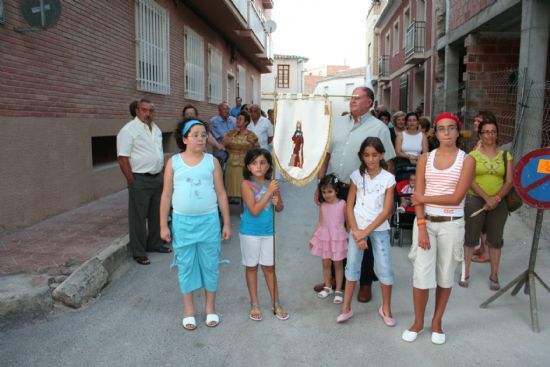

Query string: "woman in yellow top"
[223, 111, 259, 199]
[461, 115, 514, 290]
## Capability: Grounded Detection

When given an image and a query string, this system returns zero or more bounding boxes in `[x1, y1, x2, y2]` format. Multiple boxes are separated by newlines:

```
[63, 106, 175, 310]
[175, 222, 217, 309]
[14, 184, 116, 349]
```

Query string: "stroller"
[390, 165, 416, 247]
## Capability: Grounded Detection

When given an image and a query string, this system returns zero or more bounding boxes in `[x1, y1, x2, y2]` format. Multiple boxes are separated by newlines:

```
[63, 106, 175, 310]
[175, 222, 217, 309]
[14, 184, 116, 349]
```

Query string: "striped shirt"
[424, 149, 466, 216]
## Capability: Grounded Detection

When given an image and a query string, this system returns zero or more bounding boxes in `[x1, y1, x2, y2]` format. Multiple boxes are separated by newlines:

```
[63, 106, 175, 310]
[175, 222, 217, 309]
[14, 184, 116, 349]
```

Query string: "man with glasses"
[316, 87, 396, 302]
[117, 99, 171, 265]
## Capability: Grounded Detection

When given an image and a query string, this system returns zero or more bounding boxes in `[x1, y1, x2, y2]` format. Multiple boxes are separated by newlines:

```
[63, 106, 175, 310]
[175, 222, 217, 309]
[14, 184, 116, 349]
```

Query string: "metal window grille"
[185, 26, 205, 101]
[135, 0, 170, 95]
[208, 45, 223, 104]
[277, 64, 289, 88]
[238, 65, 246, 100]
[405, 21, 426, 58]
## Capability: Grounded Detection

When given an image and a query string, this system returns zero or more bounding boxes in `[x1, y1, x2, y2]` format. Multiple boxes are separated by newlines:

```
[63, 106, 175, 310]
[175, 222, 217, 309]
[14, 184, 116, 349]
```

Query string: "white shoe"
[317, 286, 333, 299]
[402, 328, 423, 342]
[431, 331, 446, 345]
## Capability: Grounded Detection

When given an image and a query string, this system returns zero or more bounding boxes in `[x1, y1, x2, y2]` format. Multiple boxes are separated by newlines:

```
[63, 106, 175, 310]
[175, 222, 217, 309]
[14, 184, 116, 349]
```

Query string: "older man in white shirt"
[117, 99, 171, 265]
[247, 104, 273, 150]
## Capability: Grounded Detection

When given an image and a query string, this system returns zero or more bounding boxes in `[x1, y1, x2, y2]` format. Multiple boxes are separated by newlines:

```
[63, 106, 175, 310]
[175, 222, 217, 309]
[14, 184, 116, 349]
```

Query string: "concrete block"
[52, 257, 108, 308]
[96, 234, 129, 276]
[0, 274, 53, 320]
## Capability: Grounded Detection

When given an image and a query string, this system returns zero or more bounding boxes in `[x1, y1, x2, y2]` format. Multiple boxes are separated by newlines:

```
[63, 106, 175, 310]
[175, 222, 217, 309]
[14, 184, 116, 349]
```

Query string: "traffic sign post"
[480, 148, 550, 332]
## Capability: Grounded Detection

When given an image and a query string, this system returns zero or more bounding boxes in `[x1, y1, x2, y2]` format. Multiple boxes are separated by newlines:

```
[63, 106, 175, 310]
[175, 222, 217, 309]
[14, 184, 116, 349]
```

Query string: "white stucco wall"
[261, 56, 307, 112]
[313, 76, 366, 119]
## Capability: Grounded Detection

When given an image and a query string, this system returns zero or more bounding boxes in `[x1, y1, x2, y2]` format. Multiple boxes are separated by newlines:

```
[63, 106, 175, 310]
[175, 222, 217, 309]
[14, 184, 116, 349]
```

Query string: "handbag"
[503, 151, 522, 212]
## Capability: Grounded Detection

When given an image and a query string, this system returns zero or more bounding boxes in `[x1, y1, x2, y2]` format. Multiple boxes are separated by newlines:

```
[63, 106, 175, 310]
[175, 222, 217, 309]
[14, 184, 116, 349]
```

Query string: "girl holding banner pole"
[240, 148, 289, 321]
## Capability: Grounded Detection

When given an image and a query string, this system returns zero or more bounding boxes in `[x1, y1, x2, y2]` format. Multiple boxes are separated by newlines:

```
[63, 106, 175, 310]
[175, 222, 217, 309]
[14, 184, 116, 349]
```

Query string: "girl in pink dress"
[310, 174, 348, 303]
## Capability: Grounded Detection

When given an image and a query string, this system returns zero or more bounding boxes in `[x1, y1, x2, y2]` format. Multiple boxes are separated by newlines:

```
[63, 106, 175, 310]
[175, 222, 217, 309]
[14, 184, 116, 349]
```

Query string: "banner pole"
[262, 92, 358, 99]
[272, 196, 278, 315]
[272, 76, 279, 315]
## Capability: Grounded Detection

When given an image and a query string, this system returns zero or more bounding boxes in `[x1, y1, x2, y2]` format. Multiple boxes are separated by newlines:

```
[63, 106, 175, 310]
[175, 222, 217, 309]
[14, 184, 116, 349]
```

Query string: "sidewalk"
[0, 191, 128, 275]
[0, 190, 129, 320]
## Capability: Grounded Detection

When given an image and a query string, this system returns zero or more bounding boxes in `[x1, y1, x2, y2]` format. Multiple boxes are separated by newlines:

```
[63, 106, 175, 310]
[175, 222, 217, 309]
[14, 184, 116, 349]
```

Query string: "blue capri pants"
[345, 230, 395, 285]
[171, 211, 221, 293]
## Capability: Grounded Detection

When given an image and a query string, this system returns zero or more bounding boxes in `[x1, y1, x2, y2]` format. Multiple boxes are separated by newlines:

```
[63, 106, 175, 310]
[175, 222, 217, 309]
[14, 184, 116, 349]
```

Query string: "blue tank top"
[171, 153, 218, 216]
[239, 179, 273, 236]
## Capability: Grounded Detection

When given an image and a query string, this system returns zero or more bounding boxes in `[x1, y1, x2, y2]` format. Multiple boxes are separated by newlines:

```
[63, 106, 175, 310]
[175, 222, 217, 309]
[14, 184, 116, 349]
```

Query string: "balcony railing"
[231, 0, 266, 48]
[231, 0, 248, 17]
[265, 33, 273, 60]
[248, 1, 266, 47]
[378, 55, 390, 80]
[405, 21, 425, 62]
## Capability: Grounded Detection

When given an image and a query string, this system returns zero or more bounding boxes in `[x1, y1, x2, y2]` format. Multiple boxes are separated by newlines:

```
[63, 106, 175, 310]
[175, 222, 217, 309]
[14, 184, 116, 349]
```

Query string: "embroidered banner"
[273, 97, 332, 186]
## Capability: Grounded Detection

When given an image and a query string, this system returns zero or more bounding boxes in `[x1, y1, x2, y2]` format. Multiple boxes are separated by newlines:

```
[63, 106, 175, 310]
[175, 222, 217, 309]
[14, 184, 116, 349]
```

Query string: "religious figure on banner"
[289, 121, 304, 168]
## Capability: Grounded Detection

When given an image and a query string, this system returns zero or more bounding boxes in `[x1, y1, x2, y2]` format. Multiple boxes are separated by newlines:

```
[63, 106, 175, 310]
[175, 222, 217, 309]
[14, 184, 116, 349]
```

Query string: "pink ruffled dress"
[310, 200, 348, 261]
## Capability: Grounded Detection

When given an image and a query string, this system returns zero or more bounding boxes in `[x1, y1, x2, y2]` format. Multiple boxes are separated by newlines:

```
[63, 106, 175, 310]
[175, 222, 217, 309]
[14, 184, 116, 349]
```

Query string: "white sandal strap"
[206, 313, 219, 324]
[182, 316, 196, 327]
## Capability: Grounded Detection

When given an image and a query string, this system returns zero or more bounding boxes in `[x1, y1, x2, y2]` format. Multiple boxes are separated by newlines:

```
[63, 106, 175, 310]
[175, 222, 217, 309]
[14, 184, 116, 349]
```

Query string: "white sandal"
[318, 286, 333, 299]
[182, 316, 197, 330]
[333, 291, 344, 304]
[205, 313, 220, 327]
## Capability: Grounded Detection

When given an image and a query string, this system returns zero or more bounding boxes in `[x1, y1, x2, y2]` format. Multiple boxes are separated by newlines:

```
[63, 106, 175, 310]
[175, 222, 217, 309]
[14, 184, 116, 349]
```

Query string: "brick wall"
[304, 74, 323, 94]
[462, 33, 520, 143]
[449, 0, 497, 31]
[0, 0, 259, 122]
[0, 0, 264, 232]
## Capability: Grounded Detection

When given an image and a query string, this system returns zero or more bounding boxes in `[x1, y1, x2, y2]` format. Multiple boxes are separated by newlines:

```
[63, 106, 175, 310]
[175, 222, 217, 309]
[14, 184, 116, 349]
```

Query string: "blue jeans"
[345, 230, 395, 285]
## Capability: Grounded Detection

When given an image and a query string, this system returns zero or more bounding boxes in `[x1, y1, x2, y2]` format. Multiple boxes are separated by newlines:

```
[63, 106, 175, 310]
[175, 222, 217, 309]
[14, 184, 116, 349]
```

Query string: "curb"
[0, 235, 129, 321]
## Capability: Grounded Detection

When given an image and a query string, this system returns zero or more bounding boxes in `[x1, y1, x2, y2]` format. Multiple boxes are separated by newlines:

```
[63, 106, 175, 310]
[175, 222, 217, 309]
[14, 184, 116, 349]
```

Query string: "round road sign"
[514, 148, 550, 209]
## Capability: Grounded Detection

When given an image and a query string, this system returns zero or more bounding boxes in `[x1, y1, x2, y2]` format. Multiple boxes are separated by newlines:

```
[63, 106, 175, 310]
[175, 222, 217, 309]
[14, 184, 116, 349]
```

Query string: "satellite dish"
[264, 20, 277, 33]
[20, 0, 61, 30]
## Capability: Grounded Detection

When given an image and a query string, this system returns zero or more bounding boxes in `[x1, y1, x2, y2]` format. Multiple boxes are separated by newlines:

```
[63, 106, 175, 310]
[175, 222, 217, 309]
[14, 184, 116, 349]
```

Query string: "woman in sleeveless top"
[402, 112, 475, 345]
[395, 112, 429, 167]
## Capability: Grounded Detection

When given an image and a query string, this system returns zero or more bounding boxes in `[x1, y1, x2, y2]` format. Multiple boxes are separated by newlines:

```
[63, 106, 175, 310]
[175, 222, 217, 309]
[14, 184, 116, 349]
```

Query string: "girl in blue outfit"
[160, 118, 231, 331]
[336, 137, 396, 327]
[240, 148, 289, 322]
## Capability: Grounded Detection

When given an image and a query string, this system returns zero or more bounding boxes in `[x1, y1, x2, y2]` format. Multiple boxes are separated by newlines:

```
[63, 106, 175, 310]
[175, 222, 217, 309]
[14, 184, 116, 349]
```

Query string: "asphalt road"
[1, 181, 550, 367]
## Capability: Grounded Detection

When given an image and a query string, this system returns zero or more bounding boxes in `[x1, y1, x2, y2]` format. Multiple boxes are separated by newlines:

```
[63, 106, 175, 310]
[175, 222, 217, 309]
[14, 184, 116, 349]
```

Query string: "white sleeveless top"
[401, 131, 423, 156]
[424, 149, 466, 216]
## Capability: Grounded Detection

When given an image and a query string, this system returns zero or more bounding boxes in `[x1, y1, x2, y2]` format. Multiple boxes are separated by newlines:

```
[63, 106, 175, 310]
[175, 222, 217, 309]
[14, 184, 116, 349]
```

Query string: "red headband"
[434, 112, 462, 128]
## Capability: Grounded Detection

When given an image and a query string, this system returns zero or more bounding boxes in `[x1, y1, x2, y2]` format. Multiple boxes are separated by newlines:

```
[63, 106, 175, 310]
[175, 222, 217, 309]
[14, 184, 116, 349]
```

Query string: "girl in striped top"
[402, 112, 475, 345]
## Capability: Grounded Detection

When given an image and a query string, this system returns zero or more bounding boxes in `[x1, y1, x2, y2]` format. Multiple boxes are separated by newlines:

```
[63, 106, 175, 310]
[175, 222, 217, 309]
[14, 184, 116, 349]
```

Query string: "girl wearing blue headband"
[160, 118, 231, 330]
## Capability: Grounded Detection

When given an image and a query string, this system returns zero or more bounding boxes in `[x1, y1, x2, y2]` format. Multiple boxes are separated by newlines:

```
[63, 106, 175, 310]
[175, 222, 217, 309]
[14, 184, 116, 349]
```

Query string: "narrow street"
[1, 181, 549, 367]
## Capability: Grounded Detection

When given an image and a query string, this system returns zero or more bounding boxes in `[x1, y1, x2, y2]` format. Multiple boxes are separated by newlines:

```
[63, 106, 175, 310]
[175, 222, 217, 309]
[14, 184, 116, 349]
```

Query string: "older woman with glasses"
[460, 113, 514, 291]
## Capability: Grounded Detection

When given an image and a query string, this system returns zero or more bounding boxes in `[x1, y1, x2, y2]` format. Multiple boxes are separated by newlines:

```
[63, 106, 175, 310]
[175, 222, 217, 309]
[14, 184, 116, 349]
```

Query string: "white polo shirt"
[116, 117, 164, 174]
[247, 116, 273, 150]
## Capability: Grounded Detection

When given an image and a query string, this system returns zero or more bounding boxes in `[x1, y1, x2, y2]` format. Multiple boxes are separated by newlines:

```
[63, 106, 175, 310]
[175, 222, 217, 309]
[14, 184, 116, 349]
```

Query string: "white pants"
[410, 218, 464, 289]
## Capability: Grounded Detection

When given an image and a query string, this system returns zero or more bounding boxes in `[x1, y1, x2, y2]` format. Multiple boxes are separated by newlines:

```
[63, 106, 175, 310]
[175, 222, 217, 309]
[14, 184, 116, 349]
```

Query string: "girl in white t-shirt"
[336, 137, 396, 327]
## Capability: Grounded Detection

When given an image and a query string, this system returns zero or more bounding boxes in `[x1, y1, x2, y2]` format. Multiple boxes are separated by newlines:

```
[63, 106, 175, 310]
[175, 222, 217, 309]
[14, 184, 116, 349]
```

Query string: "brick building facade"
[373, 0, 548, 150]
[0, 0, 274, 233]
[433, 0, 549, 150]
[375, 0, 434, 116]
